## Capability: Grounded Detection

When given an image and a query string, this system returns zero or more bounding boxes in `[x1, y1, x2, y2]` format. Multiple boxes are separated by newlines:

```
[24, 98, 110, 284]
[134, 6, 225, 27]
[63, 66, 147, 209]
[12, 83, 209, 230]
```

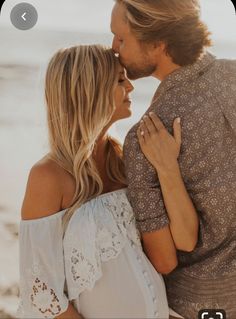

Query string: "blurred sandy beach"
[0, 0, 235, 317]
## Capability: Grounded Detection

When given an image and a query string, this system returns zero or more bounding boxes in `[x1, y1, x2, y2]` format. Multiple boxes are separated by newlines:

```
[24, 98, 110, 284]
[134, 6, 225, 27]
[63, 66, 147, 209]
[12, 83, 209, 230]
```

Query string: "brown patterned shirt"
[123, 52, 236, 318]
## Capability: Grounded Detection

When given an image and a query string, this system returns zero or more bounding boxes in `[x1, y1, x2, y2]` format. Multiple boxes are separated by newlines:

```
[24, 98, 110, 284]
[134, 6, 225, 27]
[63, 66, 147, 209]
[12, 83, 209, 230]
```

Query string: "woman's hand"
[137, 112, 181, 175]
[137, 113, 199, 252]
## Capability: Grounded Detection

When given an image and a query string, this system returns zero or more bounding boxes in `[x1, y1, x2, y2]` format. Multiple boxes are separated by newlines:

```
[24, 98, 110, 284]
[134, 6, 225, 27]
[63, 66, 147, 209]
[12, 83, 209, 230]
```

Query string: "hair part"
[115, 0, 212, 66]
[45, 45, 126, 231]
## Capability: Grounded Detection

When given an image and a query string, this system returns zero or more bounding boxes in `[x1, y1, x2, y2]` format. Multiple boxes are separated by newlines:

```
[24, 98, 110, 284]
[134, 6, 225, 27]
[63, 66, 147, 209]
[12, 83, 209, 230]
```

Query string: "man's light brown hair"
[116, 0, 212, 66]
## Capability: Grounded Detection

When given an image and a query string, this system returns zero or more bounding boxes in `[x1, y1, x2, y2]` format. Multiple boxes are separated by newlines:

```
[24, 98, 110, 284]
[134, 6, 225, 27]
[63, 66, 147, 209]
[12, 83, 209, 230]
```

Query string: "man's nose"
[112, 37, 119, 54]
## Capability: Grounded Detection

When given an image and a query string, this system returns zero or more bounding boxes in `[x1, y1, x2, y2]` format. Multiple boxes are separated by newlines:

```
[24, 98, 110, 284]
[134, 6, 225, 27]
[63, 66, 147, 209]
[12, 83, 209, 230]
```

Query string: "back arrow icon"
[21, 12, 26, 21]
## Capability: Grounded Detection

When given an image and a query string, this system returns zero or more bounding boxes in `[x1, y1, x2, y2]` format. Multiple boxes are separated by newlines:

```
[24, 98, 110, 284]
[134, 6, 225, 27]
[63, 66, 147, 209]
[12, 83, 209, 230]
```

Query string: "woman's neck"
[93, 134, 126, 193]
[93, 134, 109, 160]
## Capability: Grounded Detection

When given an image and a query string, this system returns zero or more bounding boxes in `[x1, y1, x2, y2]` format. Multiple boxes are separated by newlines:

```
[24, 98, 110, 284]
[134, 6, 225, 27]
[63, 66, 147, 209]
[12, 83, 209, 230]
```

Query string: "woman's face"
[110, 64, 134, 123]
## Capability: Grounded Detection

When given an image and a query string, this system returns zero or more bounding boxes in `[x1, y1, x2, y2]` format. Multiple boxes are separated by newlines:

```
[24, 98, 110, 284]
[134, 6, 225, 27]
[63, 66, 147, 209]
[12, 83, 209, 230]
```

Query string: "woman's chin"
[124, 108, 132, 118]
[116, 110, 132, 122]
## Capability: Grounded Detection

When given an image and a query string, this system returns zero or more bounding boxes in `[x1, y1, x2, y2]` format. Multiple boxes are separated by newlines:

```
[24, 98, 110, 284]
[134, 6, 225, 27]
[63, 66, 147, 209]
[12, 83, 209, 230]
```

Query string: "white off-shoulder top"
[16, 188, 182, 319]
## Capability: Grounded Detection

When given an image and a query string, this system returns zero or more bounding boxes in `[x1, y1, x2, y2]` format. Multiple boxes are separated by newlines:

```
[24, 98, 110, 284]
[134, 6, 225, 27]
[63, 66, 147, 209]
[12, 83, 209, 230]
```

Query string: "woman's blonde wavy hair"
[45, 45, 126, 230]
[116, 0, 212, 66]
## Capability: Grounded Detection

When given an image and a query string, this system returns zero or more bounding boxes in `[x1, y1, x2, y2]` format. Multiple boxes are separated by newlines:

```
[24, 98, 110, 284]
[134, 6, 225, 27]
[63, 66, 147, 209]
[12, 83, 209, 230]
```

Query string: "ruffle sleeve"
[16, 210, 69, 318]
[63, 189, 141, 301]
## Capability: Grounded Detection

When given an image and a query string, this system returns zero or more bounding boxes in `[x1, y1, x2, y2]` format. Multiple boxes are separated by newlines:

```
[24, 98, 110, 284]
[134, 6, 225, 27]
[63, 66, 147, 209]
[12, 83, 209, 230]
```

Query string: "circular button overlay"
[10, 2, 38, 30]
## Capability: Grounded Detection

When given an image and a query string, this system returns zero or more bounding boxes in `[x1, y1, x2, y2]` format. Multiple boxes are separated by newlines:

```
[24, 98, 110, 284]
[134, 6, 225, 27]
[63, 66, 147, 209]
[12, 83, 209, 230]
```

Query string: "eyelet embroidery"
[31, 278, 62, 316]
[65, 190, 141, 295]
[70, 248, 97, 288]
[102, 193, 141, 247]
[97, 226, 123, 261]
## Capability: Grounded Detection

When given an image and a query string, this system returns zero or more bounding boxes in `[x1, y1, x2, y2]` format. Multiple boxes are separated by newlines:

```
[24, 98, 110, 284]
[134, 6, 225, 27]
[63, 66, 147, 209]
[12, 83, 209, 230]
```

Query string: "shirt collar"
[157, 51, 216, 96]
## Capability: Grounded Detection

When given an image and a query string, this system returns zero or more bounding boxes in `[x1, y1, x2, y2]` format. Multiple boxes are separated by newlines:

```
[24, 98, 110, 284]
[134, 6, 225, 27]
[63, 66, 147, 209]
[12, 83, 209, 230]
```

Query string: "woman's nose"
[126, 80, 134, 93]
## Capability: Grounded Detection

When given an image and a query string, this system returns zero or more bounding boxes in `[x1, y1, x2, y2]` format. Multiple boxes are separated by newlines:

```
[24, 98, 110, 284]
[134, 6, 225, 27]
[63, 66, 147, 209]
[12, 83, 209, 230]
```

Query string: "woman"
[17, 45, 198, 318]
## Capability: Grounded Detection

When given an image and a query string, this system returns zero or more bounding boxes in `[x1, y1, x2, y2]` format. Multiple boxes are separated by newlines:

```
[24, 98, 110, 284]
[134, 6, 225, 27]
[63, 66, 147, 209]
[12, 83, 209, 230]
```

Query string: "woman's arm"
[55, 303, 84, 319]
[21, 160, 83, 318]
[137, 113, 199, 252]
[141, 226, 178, 274]
[157, 163, 199, 251]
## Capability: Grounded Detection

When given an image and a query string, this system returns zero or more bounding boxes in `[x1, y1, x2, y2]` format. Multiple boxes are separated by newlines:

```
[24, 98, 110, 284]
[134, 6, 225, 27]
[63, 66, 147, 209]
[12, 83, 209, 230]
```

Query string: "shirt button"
[143, 271, 148, 277]
[148, 284, 154, 290]
[154, 311, 159, 317]
[153, 298, 157, 304]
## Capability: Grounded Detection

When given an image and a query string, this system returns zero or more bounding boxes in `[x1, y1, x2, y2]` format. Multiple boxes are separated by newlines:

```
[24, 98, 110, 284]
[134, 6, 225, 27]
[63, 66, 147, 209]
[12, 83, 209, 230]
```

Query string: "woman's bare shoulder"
[21, 155, 73, 220]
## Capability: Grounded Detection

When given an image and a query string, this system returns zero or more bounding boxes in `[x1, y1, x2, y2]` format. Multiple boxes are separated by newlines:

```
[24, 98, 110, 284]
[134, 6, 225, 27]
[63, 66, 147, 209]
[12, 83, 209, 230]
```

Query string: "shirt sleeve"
[123, 126, 169, 233]
[16, 211, 69, 318]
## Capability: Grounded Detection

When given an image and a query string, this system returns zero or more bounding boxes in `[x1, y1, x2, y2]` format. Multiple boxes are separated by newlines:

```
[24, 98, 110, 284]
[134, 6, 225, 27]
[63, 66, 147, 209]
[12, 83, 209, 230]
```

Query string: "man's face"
[110, 2, 157, 80]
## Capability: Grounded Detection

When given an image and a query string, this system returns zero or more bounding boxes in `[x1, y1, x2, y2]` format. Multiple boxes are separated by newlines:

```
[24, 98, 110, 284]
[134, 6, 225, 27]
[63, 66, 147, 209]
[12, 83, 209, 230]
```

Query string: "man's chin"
[119, 58, 155, 80]
[118, 59, 140, 79]
[125, 68, 143, 80]
[126, 74, 139, 80]
[126, 70, 149, 80]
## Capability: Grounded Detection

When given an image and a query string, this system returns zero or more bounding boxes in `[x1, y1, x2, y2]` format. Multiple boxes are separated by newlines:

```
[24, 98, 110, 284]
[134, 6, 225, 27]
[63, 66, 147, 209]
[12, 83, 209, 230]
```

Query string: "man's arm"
[124, 127, 178, 274]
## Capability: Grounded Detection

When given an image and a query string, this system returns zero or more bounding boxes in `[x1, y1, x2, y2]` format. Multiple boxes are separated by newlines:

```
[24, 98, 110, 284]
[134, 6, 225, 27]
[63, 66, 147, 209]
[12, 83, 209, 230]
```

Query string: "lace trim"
[102, 194, 141, 248]
[64, 191, 141, 299]
[31, 278, 62, 316]
[17, 277, 68, 318]
[67, 225, 127, 298]
[70, 248, 99, 289]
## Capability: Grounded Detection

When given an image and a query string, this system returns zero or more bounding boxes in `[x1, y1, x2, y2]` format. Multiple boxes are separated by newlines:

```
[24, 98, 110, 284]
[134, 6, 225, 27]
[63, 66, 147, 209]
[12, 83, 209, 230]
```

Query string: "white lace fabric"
[17, 209, 69, 318]
[63, 189, 141, 301]
[17, 189, 141, 318]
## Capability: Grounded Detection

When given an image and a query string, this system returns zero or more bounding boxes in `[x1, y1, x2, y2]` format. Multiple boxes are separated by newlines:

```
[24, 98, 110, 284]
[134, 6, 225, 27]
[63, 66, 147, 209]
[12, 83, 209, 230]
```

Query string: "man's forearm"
[157, 164, 199, 251]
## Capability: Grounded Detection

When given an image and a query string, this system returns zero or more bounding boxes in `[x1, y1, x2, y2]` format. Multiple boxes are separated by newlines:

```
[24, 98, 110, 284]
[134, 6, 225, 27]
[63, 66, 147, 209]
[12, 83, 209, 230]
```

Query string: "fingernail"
[143, 115, 148, 119]
[177, 117, 181, 123]
[149, 112, 154, 115]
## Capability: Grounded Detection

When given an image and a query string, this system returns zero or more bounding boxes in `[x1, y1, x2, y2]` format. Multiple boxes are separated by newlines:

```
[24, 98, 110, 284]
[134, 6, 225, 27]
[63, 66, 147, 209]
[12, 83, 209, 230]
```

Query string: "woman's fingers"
[138, 113, 164, 142]
[142, 115, 157, 135]
[140, 119, 150, 137]
[149, 112, 165, 131]
[173, 117, 182, 145]
[139, 113, 181, 147]
[137, 126, 145, 144]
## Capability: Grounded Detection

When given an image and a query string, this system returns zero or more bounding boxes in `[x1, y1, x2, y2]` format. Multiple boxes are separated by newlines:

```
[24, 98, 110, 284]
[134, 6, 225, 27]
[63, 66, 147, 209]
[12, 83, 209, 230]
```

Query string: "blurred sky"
[0, 0, 236, 41]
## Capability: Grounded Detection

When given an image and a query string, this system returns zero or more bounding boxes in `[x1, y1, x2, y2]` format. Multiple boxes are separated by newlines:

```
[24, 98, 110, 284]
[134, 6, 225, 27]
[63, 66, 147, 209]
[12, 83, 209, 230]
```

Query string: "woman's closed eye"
[118, 77, 125, 84]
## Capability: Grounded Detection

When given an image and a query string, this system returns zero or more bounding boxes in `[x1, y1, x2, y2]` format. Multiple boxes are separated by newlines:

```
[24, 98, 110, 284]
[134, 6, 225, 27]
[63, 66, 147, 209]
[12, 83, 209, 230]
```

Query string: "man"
[110, 0, 236, 318]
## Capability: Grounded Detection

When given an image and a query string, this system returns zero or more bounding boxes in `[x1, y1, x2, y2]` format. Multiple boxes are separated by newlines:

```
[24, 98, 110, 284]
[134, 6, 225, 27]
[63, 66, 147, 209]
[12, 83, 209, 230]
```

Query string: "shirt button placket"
[135, 250, 159, 317]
